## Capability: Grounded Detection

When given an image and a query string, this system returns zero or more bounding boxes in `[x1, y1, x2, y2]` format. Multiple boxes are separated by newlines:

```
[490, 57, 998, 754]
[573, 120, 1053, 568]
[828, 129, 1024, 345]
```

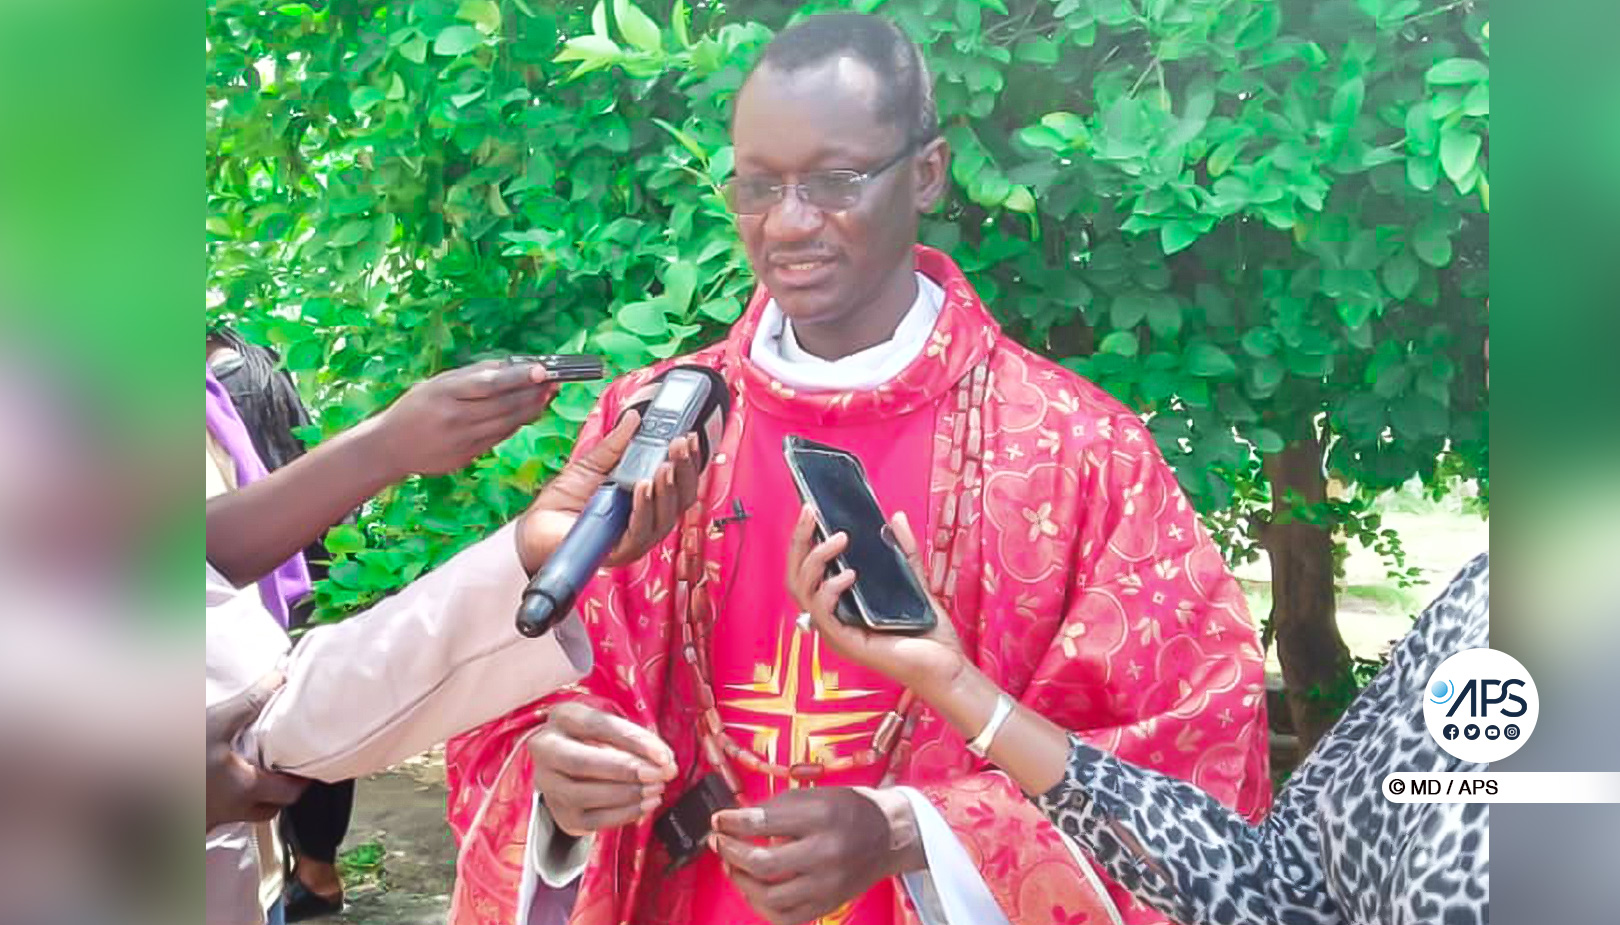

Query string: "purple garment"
[206, 367, 311, 625]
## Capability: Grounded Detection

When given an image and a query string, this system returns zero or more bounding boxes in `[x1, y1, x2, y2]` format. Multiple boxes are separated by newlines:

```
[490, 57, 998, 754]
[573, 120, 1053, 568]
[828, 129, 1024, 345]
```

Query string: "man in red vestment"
[448, 13, 1269, 925]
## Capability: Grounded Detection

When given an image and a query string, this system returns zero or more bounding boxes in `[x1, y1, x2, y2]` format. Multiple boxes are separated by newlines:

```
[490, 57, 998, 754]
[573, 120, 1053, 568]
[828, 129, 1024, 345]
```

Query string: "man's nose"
[761, 186, 825, 242]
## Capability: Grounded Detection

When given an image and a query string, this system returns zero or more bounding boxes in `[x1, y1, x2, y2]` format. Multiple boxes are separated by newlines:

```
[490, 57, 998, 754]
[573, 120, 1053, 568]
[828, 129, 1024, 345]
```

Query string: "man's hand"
[710, 788, 926, 925]
[206, 674, 307, 832]
[527, 702, 678, 836]
[369, 360, 558, 479]
[514, 410, 702, 573]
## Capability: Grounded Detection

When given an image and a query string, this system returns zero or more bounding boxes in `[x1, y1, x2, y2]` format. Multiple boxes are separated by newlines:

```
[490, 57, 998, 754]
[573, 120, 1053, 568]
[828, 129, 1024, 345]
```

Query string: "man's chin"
[776, 298, 847, 331]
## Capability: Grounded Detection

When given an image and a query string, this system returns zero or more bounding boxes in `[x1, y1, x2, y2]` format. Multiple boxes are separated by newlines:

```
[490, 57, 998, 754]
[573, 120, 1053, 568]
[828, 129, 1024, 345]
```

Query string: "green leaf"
[1110, 291, 1152, 329]
[1412, 218, 1453, 268]
[1360, 145, 1402, 168]
[1160, 222, 1201, 255]
[1241, 328, 1280, 357]
[1249, 357, 1285, 397]
[853, 0, 890, 11]
[1018, 125, 1068, 151]
[1374, 362, 1412, 399]
[613, 0, 661, 54]
[349, 86, 385, 113]
[1252, 429, 1285, 454]
[433, 25, 485, 56]
[1015, 38, 1059, 65]
[673, 0, 691, 48]
[1439, 128, 1481, 186]
[694, 237, 736, 266]
[698, 297, 742, 322]
[1390, 394, 1447, 437]
[1098, 331, 1139, 357]
[400, 35, 428, 64]
[1404, 102, 1437, 154]
[286, 339, 323, 372]
[1167, 78, 1215, 149]
[1145, 294, 1181, 338]
[1426, 58, 1488, 86]
[1406, 155, 1438, 192]
[1093, 0, 1134, 27]
[652, 118, 706, 162]
[1331, 76, 1365, 129]
[1336, 295, 1376, 330]
[1286, 350, 1334, 378]
[618, 299, 669, 337]
[1140, 369, 1176, 401]
[555, 34, 621, 66]
[1185, 343, 1238, 378]
[709, 146, 734, 181]
[330, 220, 371, 247]
[1004, 186, 1036, 213]
[592, 0, 608, 36]
[593, 330, 646, 364]
[456, 0, 501, 32]
[1208, 138, 1245, 177]
[975, 0, 1010, 14]
[1346, 319, 1374, 350]
[1040, 111, 1089, 146]
[326, 524, 367, 555]
[662, 260, 698, 312]
[1382, 252, 1419, 300]
[1343, 229, 1382, 272]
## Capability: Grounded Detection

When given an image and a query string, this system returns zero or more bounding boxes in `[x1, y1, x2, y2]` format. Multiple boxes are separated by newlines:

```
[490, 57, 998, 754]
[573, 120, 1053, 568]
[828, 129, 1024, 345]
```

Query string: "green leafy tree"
[206, 0, 1487, 744]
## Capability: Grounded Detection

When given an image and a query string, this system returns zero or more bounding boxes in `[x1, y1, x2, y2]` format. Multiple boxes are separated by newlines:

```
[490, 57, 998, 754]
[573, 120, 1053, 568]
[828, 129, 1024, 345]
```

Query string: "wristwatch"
[967, 693, 1015, 759]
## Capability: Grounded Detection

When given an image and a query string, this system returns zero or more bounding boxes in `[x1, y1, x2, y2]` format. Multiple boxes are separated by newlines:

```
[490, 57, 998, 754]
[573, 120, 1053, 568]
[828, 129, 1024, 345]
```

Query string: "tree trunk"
[1262, 434, 1351, 752]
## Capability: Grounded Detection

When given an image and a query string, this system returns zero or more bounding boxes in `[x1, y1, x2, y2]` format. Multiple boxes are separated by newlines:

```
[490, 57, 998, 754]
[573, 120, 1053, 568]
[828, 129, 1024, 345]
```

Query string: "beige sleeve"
[244, 523, 594, 781]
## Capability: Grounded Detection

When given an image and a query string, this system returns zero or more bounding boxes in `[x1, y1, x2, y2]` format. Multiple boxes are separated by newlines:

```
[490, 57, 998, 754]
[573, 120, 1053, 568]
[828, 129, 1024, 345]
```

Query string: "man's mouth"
[771, 254, 835, 269]
[768, 254, 838, 287]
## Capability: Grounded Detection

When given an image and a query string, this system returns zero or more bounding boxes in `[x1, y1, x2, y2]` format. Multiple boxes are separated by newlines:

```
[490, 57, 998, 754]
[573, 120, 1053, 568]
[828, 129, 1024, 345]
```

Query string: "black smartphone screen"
[791, 442, 933, 631]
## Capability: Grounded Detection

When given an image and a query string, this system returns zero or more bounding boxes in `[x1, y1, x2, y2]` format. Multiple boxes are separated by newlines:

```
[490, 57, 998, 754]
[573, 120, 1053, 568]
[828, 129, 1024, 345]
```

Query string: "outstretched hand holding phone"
[784, 504, 964, 694]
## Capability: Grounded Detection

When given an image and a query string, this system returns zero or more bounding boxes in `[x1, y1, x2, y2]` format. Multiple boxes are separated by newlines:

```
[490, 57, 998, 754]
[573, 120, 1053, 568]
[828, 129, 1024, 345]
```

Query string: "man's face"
[730, 57, 946, 330]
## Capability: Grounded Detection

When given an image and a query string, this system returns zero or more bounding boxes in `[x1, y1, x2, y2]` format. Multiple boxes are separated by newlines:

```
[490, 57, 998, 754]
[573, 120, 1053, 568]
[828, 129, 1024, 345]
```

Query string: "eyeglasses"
[722, 136, 930, 216]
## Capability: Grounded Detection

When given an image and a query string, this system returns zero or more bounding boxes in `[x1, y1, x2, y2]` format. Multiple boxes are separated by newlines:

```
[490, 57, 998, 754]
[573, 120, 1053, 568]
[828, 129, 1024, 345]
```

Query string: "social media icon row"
[1442, 723, 1520, 742]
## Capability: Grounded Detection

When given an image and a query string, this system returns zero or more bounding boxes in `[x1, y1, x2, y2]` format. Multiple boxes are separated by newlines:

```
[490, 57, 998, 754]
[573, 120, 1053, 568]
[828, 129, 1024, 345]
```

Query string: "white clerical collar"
[748, 272, 944, 392]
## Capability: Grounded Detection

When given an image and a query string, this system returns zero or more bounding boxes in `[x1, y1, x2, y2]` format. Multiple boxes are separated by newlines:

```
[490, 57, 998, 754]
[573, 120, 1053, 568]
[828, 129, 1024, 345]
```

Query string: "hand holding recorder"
[516, 366, 730, 637]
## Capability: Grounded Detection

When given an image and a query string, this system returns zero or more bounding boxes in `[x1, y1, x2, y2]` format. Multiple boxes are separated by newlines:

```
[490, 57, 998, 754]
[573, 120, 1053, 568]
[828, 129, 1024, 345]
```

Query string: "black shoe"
[283, 879, 344, 923]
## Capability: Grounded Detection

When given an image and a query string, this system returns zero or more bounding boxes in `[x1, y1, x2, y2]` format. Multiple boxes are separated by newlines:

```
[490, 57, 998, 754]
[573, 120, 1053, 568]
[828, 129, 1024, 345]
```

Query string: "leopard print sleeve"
[1033, 733, 1337, 925]
[1033, 553, 1491, 925]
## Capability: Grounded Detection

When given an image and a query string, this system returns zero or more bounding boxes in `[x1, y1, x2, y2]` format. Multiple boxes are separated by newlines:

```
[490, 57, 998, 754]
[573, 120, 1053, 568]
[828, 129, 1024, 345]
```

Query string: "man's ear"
[914, 136, 951, 212]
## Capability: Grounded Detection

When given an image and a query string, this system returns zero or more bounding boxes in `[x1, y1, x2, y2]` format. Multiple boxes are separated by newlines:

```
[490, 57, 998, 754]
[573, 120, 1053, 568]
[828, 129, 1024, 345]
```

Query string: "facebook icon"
[1443, 724, 1460, 741]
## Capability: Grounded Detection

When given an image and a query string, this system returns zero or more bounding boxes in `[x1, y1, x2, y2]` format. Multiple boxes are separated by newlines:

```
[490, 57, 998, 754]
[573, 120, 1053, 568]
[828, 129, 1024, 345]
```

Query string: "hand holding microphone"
[514, 411, 700, 576]
[515, 366, 729, 637]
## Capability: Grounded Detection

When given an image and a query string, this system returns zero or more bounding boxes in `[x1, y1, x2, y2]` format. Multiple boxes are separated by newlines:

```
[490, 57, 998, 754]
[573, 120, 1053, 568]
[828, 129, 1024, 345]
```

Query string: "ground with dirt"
[311, 494, 1486, 924]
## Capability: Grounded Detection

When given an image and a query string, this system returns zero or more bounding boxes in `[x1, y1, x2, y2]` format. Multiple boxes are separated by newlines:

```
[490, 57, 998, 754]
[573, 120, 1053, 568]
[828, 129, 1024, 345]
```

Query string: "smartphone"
[782, 435, 937, 635]
[507, 354, 606, 383]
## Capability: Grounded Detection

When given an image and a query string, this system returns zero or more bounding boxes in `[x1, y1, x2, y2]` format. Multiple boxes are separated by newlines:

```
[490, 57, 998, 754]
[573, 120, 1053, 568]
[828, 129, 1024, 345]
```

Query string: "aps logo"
[1424, 647, 1538, 762]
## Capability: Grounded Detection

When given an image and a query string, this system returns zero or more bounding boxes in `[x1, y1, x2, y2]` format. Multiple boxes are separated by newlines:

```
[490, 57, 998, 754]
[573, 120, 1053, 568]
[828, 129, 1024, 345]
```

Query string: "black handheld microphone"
[515, 365, 730, 638]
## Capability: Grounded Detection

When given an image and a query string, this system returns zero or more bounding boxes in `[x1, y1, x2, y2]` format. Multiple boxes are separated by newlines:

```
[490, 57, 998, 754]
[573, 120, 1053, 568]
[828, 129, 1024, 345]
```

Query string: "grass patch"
[338, 839, 387, 891]
[1240, 578, 1421, 651]
[1342, 582, 1423, 615]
